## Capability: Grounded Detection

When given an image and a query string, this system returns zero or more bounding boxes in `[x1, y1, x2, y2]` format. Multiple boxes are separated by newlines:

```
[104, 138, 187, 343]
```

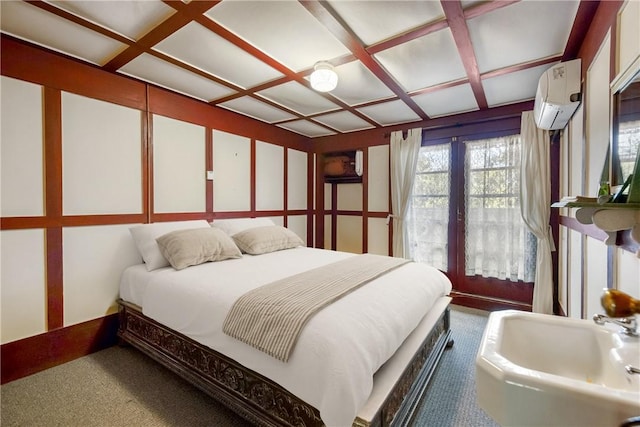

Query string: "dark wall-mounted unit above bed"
[323, 150, 363, 184]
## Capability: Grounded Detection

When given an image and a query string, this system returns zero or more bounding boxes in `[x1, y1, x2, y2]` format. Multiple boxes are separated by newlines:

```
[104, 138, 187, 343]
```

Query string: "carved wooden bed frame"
[117, 298, 452, 427]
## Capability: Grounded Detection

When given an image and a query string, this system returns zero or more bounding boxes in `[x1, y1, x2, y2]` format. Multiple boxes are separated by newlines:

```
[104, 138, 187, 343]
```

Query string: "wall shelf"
[553, 200, 640, 256]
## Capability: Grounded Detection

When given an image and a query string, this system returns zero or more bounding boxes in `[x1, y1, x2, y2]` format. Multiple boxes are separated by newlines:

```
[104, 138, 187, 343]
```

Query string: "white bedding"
[119, 247, 452, 426]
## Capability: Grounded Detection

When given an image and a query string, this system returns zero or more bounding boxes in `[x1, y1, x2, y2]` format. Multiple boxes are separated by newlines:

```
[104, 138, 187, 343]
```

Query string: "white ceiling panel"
[119, 53, 235, 102]
[0, 1, 126, 66]
[277, 120, 336, 138]
[412, 84, 479, 118]
[218, 96, 297, 124]
[154, 22, 283, 89]
[258, 81, 339, 116]
[468, 0, 579, 73]
[48, 0, 175, 41]
[358, 100, 421, 126]
[326, 61, 395, 106]
[326, 0, 445, 46]
[460, 0, 487, 9]
[483, 63, 558, 108]
[374, 28, 467, 91]
[2, 0, 593, 138]
[205, 1, 350, 72]
[313, 111, 375, 133]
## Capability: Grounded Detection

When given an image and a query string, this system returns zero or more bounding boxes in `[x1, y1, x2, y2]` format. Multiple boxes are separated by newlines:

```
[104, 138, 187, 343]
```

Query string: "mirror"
[611, 58, 640, 201]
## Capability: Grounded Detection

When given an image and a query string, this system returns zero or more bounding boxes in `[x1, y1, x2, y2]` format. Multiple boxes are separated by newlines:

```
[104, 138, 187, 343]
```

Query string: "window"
[619, 119, 640, 180]
[409, 143, 450, 271]
[408, 132, 535, 307]
[464, 136, 535, 282]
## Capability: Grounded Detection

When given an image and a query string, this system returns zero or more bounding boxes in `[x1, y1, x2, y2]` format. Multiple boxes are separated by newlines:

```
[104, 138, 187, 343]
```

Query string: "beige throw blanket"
[222, 254, 410, 362]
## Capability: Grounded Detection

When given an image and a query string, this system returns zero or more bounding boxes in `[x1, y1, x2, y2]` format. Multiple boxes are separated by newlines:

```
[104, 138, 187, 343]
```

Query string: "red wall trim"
[46, 228, 64, 330]
[577, 1, 624, 79]
[147, 86, 307, 150]
[206, 127, 214, 213]
[559, 215, 639, 254]
[251, 139, 257, 213]
[451, 292, 532, 312]
[559, 215, 609, 240]
[1, 314, 119, 384]
[1, 36, 146, 110]
[0, 34, 313, 384]
[311, 101, 534, 153]
[43, 87, 64, 330]
[283, 147, 289, 227]
[361, 149, 369, 253]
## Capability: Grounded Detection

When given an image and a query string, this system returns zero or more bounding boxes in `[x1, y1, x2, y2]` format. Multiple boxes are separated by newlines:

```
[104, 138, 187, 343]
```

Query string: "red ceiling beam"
[562, 0, 601, 61]
[440, 0, 488, 110]
[481, 55, 563, 80]
[366, 18, 449, 56]
[26, 1, 133, 46]
[301, 0, 429, 121]
[103, 1, 221, 72]
[463, 0, 521, 20]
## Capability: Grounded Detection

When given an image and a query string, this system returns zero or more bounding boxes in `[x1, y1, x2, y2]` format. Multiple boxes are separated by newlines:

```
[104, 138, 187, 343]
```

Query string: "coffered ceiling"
[0, 0, 597, 138]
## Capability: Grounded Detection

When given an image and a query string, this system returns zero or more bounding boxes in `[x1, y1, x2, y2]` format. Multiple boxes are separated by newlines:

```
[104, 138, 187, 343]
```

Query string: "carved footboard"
[117, 299, 451, 427]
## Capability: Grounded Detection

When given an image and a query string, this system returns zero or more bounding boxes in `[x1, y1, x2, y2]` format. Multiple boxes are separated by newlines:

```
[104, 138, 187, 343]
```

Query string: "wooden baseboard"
[1, 314, 119, 384]
[450, 291, 532, 312]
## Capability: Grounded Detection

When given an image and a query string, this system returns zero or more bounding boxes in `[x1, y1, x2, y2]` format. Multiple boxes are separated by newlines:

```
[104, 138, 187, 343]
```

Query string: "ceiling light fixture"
[310, 61, 338, 92]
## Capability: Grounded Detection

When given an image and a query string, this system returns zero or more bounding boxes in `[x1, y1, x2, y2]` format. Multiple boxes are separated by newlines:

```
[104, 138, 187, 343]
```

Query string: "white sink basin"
[476, 310, 640, 426]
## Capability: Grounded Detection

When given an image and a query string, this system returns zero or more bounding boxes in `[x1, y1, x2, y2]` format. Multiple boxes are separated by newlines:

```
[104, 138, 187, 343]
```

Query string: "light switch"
[206, 171, 214, 180]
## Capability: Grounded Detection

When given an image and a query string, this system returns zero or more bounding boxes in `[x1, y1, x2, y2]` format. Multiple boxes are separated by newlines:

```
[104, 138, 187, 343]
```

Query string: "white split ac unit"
[533, 59, 582, 130]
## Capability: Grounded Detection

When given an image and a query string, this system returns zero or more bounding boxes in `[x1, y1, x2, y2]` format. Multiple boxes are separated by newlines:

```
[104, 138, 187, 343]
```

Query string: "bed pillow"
[211, 218, 275, 236]
[232, 225, 303, 255]
[129, 220, 210, 271]
[156, 227, 242, 270]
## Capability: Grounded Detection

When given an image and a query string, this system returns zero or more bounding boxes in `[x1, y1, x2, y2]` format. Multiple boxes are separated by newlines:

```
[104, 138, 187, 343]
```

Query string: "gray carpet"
[1, 305, 498, 427]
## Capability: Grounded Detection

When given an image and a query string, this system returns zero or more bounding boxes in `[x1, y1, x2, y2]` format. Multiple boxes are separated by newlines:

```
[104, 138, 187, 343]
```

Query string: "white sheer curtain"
[520, 110, 554, 314]
[407, 143, 451, 272]
[390, 128, 422, 259]
[464, 135, 536, 282]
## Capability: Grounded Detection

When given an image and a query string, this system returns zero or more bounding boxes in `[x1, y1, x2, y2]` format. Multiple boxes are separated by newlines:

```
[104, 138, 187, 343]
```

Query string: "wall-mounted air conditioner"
[533, 59, 582, 130]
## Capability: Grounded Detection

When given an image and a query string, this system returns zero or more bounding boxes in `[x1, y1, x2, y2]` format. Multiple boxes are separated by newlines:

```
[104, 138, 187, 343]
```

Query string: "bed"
[117, 219, 453, 427]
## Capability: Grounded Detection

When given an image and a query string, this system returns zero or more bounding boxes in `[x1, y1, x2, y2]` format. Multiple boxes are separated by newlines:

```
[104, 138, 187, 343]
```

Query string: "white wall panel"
[324, 183, 332, 209]
[213, 130, 251, 211]
[337, 215, 362, 254]
[1, 229, 46, 344]
[337, 183, 363, 211]
[569, 104, 584, 205]
[584, 237, 609, 319]
[568, 229, 583, 319]
[287, 148, 307, 210]
[153, 115, 205, 213]
[63, 225, 142, 326]
[324, 214, 332, 249]
[557, 226, 568, 315]
[267, 216, 284, 226]
[368, 145, 389, 212]
[368, 217, 388, 256]
[618, 0, 640, 76]
[312, 154, 317, 210]
[256, 141, 284, 211]
[62, 92, 141, 214]
[615, 247, 640, 298]
[585, 33, 611, 197]
[287, 215, 307, 246]
[1, 77, 44, 217]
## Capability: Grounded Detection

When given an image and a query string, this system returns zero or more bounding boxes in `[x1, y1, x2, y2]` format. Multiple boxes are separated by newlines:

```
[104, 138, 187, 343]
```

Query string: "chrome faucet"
[592, 313, 638, 336]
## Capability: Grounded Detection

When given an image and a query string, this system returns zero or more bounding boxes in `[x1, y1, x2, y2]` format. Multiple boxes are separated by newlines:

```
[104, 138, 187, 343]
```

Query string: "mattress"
[119, 247, 452, 426]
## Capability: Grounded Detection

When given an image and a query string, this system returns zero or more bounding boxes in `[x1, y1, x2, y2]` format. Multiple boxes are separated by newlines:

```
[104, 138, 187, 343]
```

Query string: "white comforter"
[119, 247, 451, 426]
